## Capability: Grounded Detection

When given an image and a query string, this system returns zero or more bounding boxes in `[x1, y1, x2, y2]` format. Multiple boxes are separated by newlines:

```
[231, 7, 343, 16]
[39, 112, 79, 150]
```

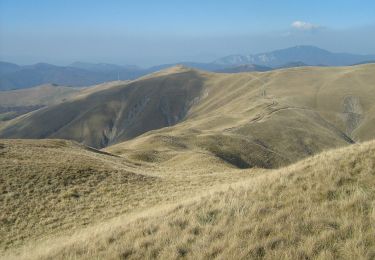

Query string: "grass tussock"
[4, 140, 375, 259]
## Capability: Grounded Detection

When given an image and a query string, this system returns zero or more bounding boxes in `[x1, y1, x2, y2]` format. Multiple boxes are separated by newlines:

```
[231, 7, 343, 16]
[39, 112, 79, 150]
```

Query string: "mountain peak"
[153, 64, 195, 75]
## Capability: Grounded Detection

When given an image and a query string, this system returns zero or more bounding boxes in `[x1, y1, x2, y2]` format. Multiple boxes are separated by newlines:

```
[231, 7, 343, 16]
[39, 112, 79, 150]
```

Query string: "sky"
[0, 0, 374, 67]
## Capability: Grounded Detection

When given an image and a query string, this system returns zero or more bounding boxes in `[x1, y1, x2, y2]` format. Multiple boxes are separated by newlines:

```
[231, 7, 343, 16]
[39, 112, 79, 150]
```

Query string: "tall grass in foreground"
[5, 141, 375, 259]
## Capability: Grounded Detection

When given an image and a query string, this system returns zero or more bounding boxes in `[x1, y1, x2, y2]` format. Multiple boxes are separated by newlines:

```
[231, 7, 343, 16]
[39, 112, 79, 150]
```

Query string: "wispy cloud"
[291, 21, 320, 31]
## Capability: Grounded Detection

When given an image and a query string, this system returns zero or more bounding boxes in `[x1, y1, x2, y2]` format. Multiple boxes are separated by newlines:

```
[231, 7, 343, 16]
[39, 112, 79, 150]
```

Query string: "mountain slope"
[214, 45, 375, 67]
[0, 82, 128, 123]
[106, 64, 375, 168]
[0, 62, 21, 76]
[1, 64, 375, 168]
[0, 84, 79, 107]
[3, 139, 375, 259]
[0, 84, 80, 122]
[0, 67, 205, 148]
[0, 139, 158, 250]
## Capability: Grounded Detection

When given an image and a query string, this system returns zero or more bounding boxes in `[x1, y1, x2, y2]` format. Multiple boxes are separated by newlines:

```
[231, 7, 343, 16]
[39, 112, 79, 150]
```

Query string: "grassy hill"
[2, 139, 375, 259]
[0, 66, 205, 148]
[1, 64, 375, 169]
[0, 139, 249, 253]
[0, 84, 78, 107]
[0, 82, 128, 123]
[107, 64, 375, 169]
[0, 84, 79, 122]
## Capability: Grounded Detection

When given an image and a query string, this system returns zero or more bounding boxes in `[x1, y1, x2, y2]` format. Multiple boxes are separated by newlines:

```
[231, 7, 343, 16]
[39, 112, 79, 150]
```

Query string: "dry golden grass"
[106, 64, 375, 169]
[0, 139, 251, 253]
[3, 140, 375, 259]
[0, 84, 79, 107]
[0, 81, 130, 108]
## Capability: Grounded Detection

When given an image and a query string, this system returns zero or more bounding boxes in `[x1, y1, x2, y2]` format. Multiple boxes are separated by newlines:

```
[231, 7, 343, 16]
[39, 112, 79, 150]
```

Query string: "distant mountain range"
[1, 45, 374, 90]
[215, 64, 273, 73]
[0, 62, 145, 91]
[214, 45, 375, 67]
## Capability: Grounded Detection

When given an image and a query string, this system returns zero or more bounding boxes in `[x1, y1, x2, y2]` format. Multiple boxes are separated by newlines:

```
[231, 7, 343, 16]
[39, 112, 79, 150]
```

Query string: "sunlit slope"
[0, 139, 249, 252]
[6, 140, 375, 260]
[0, 84, 79, 107]
[0, 81, 131, 108]
[0, 139, 157, 249]
[107, 64, 375, 168]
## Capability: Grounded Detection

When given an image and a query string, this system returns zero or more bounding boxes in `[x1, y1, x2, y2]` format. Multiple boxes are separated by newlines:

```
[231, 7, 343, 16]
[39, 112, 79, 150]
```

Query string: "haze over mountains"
[214, 45, 375, 66]
[1, 45, 374, 90]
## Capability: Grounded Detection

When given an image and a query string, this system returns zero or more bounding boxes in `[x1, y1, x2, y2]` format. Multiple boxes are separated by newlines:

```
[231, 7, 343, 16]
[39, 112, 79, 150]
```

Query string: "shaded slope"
[6, 139, 375, 260]
[0, 68, 205, 148]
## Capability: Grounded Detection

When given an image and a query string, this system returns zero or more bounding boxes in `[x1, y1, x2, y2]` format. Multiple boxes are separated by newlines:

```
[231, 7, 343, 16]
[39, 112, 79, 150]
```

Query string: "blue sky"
[1, 0, 374, 66]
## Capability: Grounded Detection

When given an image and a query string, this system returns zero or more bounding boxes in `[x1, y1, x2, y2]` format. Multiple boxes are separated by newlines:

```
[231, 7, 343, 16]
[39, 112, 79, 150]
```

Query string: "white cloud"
[291, 21, 320, 31]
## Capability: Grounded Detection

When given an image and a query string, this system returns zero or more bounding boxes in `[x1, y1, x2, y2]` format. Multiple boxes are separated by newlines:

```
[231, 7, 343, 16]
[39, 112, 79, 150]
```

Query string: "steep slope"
[4, 139, 375, 260]
[0, 67, 205, 148]
[2, 64, 375, 168]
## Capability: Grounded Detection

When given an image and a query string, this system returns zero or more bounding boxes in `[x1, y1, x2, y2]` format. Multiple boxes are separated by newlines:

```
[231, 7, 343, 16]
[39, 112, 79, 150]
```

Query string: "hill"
[0, 84, 79, 107]
[2, 138, 375, 259]
[0, 82, 127, 123]
[0, 62, 21, 76]
[1, 64, 374, 169]
[0, 84, 81, 122]
[0, 66, 205, 148]
[214, 45, 375, 67]
[0, 138, 249, 252]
